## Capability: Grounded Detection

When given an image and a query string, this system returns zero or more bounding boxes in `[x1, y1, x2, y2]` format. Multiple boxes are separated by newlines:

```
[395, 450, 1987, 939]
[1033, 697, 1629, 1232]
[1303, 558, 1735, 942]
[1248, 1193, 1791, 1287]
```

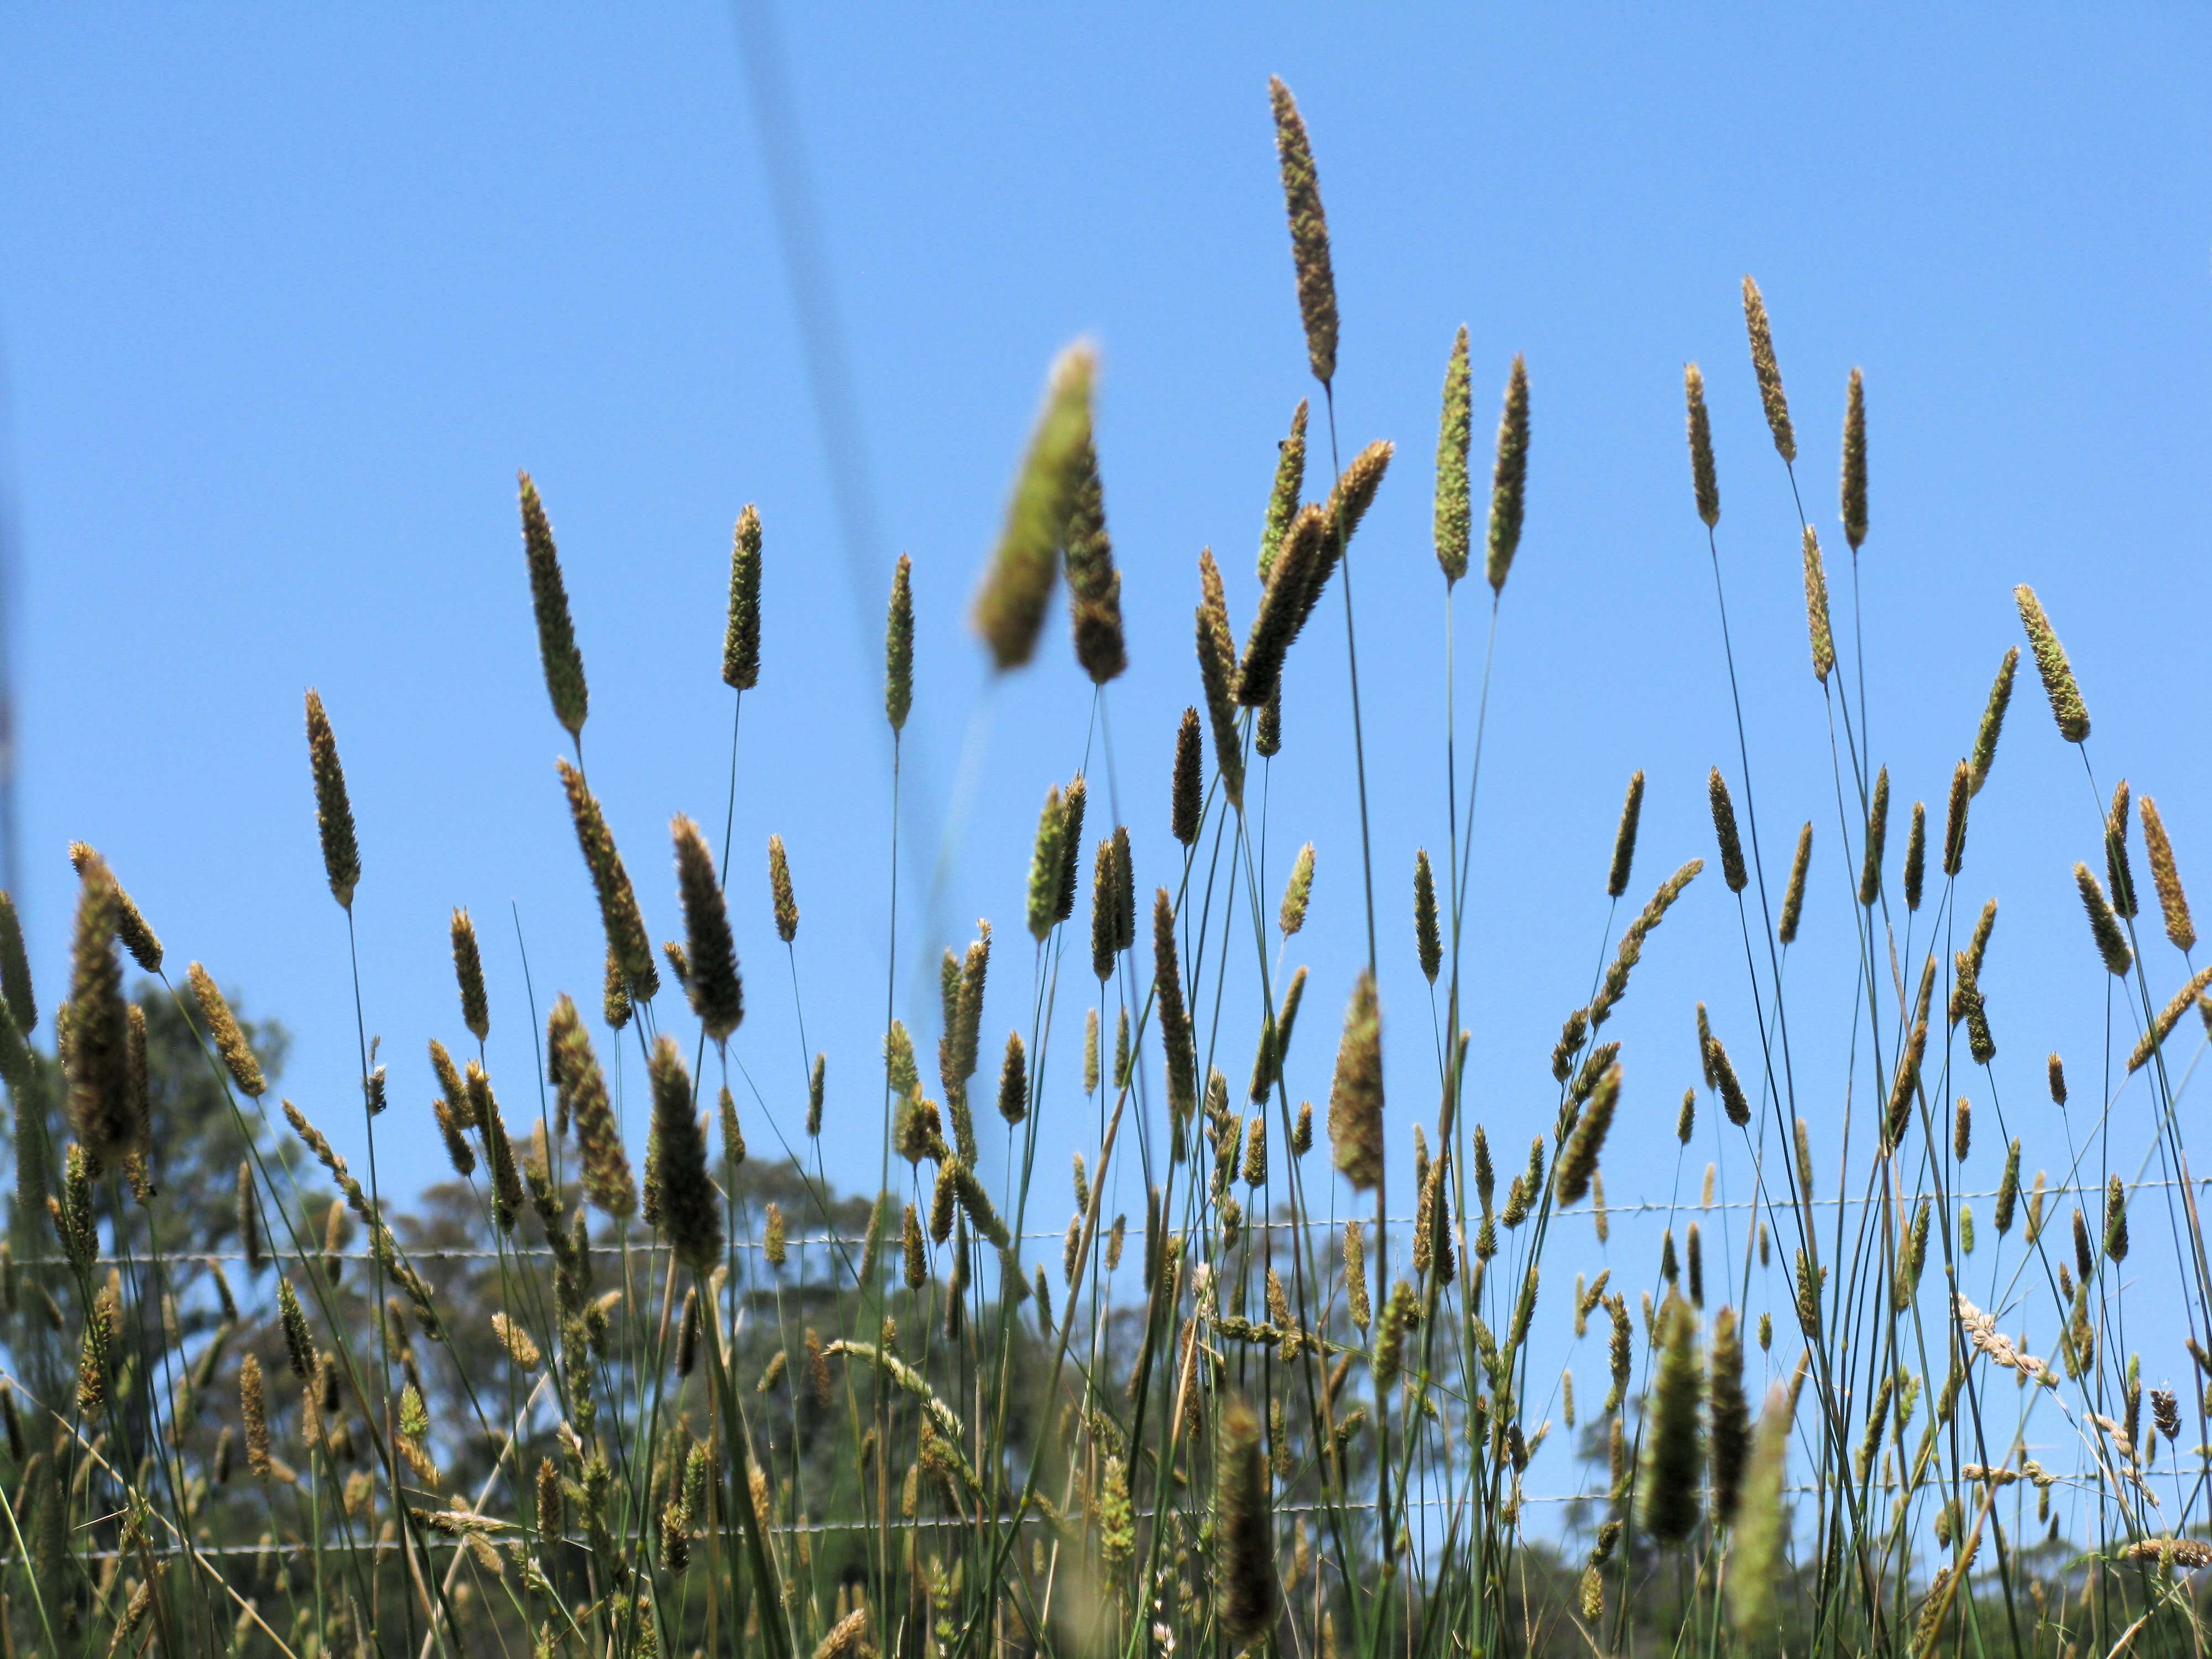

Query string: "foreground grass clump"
[2, 73, 2210, 1659]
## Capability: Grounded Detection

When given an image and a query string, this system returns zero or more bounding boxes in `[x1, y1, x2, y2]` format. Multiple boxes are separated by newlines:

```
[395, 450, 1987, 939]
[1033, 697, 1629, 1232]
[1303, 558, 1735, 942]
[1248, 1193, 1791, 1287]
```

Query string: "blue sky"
[3, 8, 2209, 1434]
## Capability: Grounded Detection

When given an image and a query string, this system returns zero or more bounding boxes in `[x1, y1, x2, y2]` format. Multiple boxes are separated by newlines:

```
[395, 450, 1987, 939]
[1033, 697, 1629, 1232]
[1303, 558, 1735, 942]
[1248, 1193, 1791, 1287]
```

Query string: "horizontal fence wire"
[23, 1175, 2201, 1272]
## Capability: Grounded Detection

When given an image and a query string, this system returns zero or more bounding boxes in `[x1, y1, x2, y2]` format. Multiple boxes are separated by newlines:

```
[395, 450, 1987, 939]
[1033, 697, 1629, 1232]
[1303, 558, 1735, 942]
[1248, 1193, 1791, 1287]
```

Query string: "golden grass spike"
[1684, 363, 1720, 528]
[1152, 890, 1196, 1121]
[1858, 765, 1890, 907]
[1089, 838, 1117, 982]
[559, 759, 659, 1004]
[2125, 963, 2212, 1075]
[64, 854, 132, 1168]
[190, 963, 265, 1098]
[603, 941, 631, 1029]
[1608, 771, 1646, 899]
[451, 907, 489, 1042]
[1995, 1138, 2022, 1234]
[1840, 368, 1867, 549]
[518, 472, 589, 737]
[1780, 822, 1813, 944]
[769, 833, 800, 945]
[885, 552, 914, 732]
[69, 845, 161, 972]
[1258, 401, 1308, 582]
[2073, 862, 2132, 975]
[2106, 779, 2137, 919]
[1729, 1391, 1797, 1634]
[1064, 435, 1127, 685]
[551, 993, 634, 1218]
[1195, 549, 1245, 810]
[1485, 354, 1531, 593]
[304, 689, 362, 909]
[0, 892, 33, 1035]
[1267, 77, 1337, 386]
[241, 1352, 271, 1478]
[1554, 1062, 1620, 1207]
[1709, 1306, 1750, 1524]
[1280, 842, 1315, 937]
[1641, 1292, 1704, 1541]
[2013, 584, 2090, 742]
[1434, 326, 1473, 584]
[1943, 759, 1971, 877]
[1238, 504, 1327, 709]
[1327, 969, 1383, 1192]
[648, 1036, 721, 1269]
[997, 1032, 1027, 1125]
[723, 504, 763, 691]
[1968, 646, 2018, 795]
[1342, 1220, 1370, 1331]
[1802, 526, 1835, 683]
[1171, 708, 1203, 846]
[1903, 800, 1927, 911]
[974, 343, 1093, 671]
[1708, 768, 1749, 893]
[2138, 795, 2195, 952]
[1741, 276, 1795, 463]
[671, 816, 742, 1041]
[1216, 1395, 1281, 1646]
[2104, 1176, 2130, 1263]
[1412, 850, 1441, 984]
[1053, 775, 1086, 926]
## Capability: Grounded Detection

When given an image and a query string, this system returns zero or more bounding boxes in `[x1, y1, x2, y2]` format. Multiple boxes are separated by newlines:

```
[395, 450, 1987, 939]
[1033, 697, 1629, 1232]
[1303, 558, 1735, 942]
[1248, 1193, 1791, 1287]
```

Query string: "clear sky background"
[3, 8, 2209, 1444]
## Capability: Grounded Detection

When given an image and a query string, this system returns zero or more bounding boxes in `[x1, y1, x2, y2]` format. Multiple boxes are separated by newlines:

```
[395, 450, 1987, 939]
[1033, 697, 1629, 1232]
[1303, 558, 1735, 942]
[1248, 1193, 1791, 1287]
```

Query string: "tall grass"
[0, 73, 2208, 1659]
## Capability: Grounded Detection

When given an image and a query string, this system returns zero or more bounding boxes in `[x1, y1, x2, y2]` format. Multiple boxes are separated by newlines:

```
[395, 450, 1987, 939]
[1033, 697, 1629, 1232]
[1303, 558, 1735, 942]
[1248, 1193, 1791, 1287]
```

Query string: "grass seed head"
[1434, 326, 1473, 583]
[1485, 354, 1531, 593]
[648, 1037, 721, 1269]
[1903, 800, 1927, 911]
[559, 759, 658, 1004]
[1708, 769, 1749, 893]
[885, 552, 915, 732]
[1780, 821, 1813, 943]
[2073, 862, 2132, 976]
[1741, 276, 1796, 462]
[769, 833, 800, 944]
[1064, 436, 1128, 685]
[1412, 849, 1441, 983]
[974, 343, 1093, 671]
[671, 815, 741, 1041]
[1859, 765, 1890, 907]
[723, 504, 763, 691]
[518, 472, 589, 736]
[1840, 367, 1867, 549]
[1215, 1395, 1281, 1647]
[1609, 770, 1646, 899]
[1327, 970, 1383, 1191]
[191, 963, 265, 1098]
[2014, 584, 2090, 742]
[1802, 526, 1836, 684]
[2138, 795, 2195, 952]
[1267, 77, 1337, 386]
[1969, 646, 2019, 795]
[450, 908, 489, 1041]
[64, 853, 134, 1168]
[1684, 363, 1720, 526]
[1258, 400, 1309, 582]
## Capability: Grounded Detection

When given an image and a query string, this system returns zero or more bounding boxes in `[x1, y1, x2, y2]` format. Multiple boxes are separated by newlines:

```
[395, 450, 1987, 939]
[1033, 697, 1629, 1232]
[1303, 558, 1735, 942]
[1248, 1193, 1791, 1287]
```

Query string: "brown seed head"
[1780, 822, 1813, 944]
[672, 815, 741, 1041]
[2014, 585, 2090, 742]
[1741, 276, 1794, 463]
[768, 833, 800, 944]
[558, 759, 658, 1004]
[450, 908, 489, 1042]
[1327, 970, 1384, 1192]
[723, 504, 763, 692]
[1485, 354, 1531, 593]
[1839, 368, 1867, 550]
[885, 552, 915, 733]
[1064, 435, 1128, 684]
[2138, 796, 2195, 952]
[519, 472, 589, 736]
[304, 690, 362, 909]
[1708, 769, 1749, 893]
[1684, 363, 1720, 527]
[974, 343, 1093, 671]
[1267, 77, 1337, 386]
[648, 1037, 721, 1268]
[1434, 326, 1473, 584]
